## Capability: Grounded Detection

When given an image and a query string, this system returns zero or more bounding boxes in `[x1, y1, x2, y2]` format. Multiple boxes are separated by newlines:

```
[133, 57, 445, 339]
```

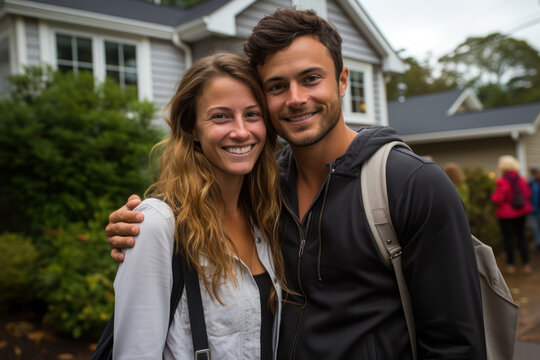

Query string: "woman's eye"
[210, 113, 228, 121]
[246, 111, 262, 119]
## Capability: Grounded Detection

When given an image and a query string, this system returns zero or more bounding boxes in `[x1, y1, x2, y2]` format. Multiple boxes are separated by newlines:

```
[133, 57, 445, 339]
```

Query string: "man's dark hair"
[244, 8, 343, 81]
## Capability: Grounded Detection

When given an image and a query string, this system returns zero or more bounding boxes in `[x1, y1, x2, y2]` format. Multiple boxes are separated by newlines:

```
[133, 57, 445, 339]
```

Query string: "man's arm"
[387, 149, 487, 359]
[105, 194, 144, 262]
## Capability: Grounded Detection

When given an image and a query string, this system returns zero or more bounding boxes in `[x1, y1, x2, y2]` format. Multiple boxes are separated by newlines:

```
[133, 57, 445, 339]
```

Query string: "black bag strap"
[180, 254, 211, 360]
[169, 249, 184, 326]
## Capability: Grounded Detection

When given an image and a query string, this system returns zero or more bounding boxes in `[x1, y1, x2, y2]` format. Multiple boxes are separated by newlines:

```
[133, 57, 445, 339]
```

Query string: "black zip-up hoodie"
[276, 126, 486, 359]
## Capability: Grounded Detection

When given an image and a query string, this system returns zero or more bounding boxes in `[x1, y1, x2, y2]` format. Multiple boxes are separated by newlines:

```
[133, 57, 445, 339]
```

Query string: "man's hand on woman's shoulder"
[105, 194, 144, 262]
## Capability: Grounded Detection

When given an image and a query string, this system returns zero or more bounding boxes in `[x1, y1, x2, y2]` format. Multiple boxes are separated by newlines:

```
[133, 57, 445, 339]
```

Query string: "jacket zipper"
[282, 165, 334, 359]
[317, 166, 334, 281]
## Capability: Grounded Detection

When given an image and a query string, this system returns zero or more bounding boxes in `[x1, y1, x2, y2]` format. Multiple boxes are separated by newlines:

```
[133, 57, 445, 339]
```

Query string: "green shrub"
[38, 202, 118, 338]
[0, 66, 163, 234]
[0, 233, 39, 309]
[464, 166, 502, 249]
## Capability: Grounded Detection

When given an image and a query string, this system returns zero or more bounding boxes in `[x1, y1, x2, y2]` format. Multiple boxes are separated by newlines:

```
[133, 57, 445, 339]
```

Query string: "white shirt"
[113, 198, 282, 359]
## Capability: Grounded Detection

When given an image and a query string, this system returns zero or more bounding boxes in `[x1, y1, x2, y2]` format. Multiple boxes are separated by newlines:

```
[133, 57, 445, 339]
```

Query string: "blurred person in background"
[444, 162, 470, 210]
[528, 168, 540, 251]
[491, 155, 533, 274]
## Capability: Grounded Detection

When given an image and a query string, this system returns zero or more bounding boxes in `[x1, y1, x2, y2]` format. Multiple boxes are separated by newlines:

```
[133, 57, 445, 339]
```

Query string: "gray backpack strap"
[360, 140, 417, 360]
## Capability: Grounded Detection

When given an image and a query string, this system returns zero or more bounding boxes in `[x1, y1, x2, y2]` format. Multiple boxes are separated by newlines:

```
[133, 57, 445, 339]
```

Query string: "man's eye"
[305, 75, 320, 83]
[268, 84, 284, 92]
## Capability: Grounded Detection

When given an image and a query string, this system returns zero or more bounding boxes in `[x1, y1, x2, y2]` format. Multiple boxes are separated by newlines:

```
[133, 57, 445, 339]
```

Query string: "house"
[388, 88, 540, 175]
[0, 0, 405, 127]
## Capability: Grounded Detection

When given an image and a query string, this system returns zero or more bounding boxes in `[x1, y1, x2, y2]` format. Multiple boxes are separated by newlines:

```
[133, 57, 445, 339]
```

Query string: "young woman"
[491, 155, 533, 274]
[112, 53, 285, 359]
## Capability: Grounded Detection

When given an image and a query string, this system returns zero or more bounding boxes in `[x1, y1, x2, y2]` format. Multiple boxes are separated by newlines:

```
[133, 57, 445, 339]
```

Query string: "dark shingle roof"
[31, 0, 230, 27]
[388, 89, 540, 136]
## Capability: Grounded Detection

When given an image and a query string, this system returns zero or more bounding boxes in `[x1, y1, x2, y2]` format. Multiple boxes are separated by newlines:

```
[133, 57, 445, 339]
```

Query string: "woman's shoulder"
[135, 198, 175, 222]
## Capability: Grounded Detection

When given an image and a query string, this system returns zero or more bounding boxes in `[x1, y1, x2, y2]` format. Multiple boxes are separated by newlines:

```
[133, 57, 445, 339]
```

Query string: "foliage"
[0, 233, 39, 309]
[0, 67, 163, 234]
[464, 166, 501, 249]
[386, 56, 458, 101]
[38, 202, 118, 338]
[387, 34, 540, 107]
[438, 33, 540, 107]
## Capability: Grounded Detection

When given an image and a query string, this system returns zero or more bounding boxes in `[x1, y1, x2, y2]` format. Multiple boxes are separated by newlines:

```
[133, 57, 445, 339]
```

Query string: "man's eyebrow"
[263, 67, 326, 85]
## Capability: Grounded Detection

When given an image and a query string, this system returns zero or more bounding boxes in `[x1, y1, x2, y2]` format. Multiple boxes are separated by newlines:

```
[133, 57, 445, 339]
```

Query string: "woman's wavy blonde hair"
[146, 53, 284, 306]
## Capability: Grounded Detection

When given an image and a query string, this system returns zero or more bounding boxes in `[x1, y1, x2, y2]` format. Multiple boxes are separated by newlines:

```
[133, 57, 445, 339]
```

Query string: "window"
[343, 60, 374, 125]
[0, 37, 10, 92]
[349, 70, 366, 114]
[105, 41, 137, 88]
[47, 27, 150, 100]
[56, 34, 93, 74]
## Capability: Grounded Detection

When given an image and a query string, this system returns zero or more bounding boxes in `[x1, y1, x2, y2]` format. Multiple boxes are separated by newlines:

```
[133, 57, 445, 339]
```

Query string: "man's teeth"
[226, 145, 252, 154]
[289, 113, 313, 122]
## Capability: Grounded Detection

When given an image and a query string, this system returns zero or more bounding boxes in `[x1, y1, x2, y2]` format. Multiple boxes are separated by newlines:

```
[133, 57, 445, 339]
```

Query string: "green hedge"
[0, 66, 163, 234]
[464, 166, 502, 249]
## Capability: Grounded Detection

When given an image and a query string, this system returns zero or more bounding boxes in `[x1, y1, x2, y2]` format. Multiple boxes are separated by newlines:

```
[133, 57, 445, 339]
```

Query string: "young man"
[106, 8, 486, 359]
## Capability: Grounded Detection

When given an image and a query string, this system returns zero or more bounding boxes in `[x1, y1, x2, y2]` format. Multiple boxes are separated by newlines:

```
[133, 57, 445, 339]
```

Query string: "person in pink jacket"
[491, 155, 533, 274]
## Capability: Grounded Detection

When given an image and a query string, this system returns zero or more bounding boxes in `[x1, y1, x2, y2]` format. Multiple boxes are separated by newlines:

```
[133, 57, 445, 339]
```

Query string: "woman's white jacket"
[113, 198, 282, 359]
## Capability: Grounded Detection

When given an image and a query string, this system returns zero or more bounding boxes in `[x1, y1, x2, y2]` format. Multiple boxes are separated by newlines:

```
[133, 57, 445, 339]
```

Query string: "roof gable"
[447, 88, 483, 115]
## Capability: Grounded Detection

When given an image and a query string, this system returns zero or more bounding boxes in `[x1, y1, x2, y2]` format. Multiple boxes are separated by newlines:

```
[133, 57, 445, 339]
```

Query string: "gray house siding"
[327, 0, 379, 64]
[150, 39, 185, 121]
[191, 36, 245, 61]
[236, 0, 291, 38]
[25, 18, 40, 67]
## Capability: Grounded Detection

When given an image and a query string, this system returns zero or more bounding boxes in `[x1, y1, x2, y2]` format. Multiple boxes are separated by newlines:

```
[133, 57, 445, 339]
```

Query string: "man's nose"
[286, 82, 307, 107]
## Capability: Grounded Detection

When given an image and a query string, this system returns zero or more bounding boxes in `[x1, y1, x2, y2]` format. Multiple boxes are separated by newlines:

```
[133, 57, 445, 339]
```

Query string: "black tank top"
[253, 271, 273, 360]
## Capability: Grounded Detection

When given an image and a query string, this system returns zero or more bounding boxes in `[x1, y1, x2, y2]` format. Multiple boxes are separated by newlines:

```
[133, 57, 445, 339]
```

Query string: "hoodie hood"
[276, 126, 403, 221]
[333, 126, 402, 176]
[277, 126, 402, 179]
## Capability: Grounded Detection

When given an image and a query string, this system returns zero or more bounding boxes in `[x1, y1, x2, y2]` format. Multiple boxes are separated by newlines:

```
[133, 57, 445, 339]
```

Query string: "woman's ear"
[192, 128, 199, 142]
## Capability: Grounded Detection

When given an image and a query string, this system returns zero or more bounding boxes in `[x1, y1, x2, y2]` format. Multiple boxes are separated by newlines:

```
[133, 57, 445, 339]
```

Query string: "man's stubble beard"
[279, 95, 343, 148]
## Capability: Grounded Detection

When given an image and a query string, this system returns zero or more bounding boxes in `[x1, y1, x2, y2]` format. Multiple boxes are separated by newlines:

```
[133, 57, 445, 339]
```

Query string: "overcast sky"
[360, 0, 540, 60]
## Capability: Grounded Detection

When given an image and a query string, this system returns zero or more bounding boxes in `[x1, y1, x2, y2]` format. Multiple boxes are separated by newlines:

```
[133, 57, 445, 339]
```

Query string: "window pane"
[0, 37, 10, 92]
[105, 41, 119, 66]
[56, 34, 72, 61]
[79, 64, 93, 73]
[77, 37, 92, 63]
[58, 64, 74, 74]
[349, 70, 365, 114]
[125, 71, 138, 87]
[123, 44, 137, 68]
[107, 70, 120, 83]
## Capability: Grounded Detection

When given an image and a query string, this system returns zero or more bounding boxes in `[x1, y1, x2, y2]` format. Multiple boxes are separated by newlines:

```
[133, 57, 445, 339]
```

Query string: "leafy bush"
[0, 233, 39, 309]
[39, 202, 117, 338]
[0, 66, 163, 234]
[464, 166, 502, 249]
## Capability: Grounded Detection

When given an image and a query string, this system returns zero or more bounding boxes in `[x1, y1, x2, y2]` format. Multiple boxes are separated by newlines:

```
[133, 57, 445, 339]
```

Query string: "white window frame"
[104, 40, 138, 88]
[342, 59, 375, 125]
[40, 23, 152, 101]
[54, 32, 94, 74]
[0, 22, 14, 93]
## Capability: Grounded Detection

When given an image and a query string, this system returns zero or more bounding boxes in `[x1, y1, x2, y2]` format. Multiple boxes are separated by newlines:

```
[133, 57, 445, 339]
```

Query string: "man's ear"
[339, 66, 349, 98]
